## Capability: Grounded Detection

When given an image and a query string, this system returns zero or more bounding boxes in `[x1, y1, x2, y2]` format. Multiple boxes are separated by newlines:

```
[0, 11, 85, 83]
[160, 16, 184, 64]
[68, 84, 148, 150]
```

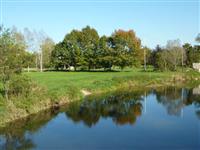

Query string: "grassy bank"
[0, 69, 200, 126]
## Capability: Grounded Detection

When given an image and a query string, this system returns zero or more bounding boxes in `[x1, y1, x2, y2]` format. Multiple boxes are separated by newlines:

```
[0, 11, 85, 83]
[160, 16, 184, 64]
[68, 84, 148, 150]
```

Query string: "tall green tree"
[0, 27, 27, 98]
[192, 45, 200, 63]
[98, 36, 114, 70]
[150, 45, 162, 70]
[0, 27, 26, 73]
[111, 29, 142, 69]
[183, 43, 194, 67]
[51, 42, 70, 70]
[63, 30, 84, 71]
[81, 26, 99, 70]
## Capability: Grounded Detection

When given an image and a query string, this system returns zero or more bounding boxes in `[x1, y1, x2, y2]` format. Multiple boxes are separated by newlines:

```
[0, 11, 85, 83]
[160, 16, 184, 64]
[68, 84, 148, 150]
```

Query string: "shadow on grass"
[43, 69, 130, 73]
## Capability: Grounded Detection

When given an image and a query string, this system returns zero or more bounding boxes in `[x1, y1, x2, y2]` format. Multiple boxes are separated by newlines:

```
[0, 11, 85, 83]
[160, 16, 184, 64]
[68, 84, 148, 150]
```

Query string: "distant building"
[69, 66, 74, 71]
[193, 63, 200, 72]
[193, 85, 200, 95]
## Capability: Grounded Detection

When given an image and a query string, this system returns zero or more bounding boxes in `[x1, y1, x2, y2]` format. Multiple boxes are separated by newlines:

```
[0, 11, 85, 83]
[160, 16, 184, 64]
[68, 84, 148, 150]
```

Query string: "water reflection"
[65, 86, 200, 127]
[192, 85, 200, 119]
[0, 108, 61, 150]
[65, 89, 145, 127]
[156, 87, 187, 116]
[0, 86, 200, 149]
[0, 135, 35, 150]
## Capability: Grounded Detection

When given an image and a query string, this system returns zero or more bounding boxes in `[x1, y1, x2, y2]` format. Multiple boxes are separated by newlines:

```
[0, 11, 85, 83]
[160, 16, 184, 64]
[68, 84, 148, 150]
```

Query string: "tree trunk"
[40, 52, 43, 72]
[144, 48, 146, 71]
[27, 65, 30, 73]
[36, 56, 38, 71]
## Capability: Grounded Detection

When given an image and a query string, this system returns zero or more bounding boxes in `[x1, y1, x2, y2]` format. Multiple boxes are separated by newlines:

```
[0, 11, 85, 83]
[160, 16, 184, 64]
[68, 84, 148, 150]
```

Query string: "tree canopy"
[51, 27, 142, 70]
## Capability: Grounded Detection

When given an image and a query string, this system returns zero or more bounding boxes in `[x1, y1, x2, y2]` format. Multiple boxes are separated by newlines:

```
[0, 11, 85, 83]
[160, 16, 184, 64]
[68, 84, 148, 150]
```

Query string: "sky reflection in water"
[0, 86, 200, 150]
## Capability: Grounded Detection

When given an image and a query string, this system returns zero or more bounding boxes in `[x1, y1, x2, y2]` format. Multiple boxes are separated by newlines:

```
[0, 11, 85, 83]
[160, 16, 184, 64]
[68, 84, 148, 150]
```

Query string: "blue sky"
[1, 0, 199, 48]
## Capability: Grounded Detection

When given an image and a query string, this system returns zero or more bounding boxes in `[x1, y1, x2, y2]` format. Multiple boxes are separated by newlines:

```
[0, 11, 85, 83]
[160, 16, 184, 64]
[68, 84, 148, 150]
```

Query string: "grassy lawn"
[27, 69, 181, 95]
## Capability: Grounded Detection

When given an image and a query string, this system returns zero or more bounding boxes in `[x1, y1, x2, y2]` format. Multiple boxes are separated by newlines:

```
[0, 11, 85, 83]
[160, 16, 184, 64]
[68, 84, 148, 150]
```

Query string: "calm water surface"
[0, 86, 200, 150]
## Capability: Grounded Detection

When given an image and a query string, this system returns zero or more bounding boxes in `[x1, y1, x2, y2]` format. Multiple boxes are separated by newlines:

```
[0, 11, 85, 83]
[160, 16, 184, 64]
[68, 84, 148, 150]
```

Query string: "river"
[0, 86, 200, 150]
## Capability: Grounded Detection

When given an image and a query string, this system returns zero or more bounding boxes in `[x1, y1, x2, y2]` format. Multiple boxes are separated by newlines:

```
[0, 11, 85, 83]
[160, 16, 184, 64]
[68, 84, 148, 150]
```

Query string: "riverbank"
[0, 69, 200, 127]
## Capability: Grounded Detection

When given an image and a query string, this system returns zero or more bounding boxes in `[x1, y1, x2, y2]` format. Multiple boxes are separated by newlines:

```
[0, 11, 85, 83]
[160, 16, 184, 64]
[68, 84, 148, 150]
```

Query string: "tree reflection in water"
[0, 135, 35, 150]
[65, 89, 148, 127]
[155, 86, 200, 117]
[0, 108, 60, 150]
[65, 86, 200, 127]
[0, 86, 200, 149]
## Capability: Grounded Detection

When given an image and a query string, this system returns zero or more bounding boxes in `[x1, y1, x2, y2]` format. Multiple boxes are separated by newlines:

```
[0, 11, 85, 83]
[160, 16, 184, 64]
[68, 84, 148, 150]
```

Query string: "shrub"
[7, 74, 33, 97]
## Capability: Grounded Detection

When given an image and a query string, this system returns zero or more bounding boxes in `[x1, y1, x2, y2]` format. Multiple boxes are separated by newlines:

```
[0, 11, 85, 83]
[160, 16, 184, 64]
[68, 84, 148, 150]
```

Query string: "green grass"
[0, 68, 199, 127]
[27, 69, 179, 94]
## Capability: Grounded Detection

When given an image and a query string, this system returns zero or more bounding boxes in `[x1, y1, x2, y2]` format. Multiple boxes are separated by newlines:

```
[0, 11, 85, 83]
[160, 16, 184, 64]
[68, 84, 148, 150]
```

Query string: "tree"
[81, 26, 100, 70]
[157, 49, 169, 71]
[23, 51, 36, 72]
[63, 30, 84, 71]
[98, 36, 114, 70]
[111, 29, 142, 69]
[150, 45, 162, 70]
[23, 28, 47, 71]
[0, 27, 26, 99]
[192, 45, 200, 63]
[141, 46, 151, 71]
[51, 42, 70, 70]
[151, 41, 186, 71]
[40, 37, 55, 68]
[150, 45, 170, 71]
[50, 27, 149, 71]
[0, 27, 26, 72]
[183, 43, 194, 67]
[166, 39, 185, 71]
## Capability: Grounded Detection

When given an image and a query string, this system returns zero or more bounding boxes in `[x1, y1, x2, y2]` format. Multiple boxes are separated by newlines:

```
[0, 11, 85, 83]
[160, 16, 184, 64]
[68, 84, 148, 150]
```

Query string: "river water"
[0, 86, 200, 150]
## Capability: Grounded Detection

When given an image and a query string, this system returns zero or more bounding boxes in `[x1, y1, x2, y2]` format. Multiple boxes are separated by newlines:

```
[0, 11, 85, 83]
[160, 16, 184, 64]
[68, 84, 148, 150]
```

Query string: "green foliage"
[7, 75, 33, 97]
[81, 26, 100, 70]
[98, 36, 114, 69]
[63, 29, 85, 70]
[51, 26, 142, 71]
[0, 27, 28, 99]
[0, 27, 26, 73]
[111, 29, 142, 68]
[182, 43, 200, 67]
[51, 42, 70, 70]
[151, 38, 200, 71]
[22, 51, 36, 68]
[0, 27, 46, 100]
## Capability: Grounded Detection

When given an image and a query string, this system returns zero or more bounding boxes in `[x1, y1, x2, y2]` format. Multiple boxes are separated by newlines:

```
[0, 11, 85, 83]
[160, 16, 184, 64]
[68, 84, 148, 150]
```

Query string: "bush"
[7, 74, 33, 97]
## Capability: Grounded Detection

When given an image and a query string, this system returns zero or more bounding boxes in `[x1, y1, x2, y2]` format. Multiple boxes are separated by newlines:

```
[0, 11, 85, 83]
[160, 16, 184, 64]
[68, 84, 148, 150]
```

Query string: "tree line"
[1, 25, 200, 73]
[149, 39, 200, 71]
[51, 26, 200, 71]
[51, 26, 144, 71]
[1, 25, 199, 98]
